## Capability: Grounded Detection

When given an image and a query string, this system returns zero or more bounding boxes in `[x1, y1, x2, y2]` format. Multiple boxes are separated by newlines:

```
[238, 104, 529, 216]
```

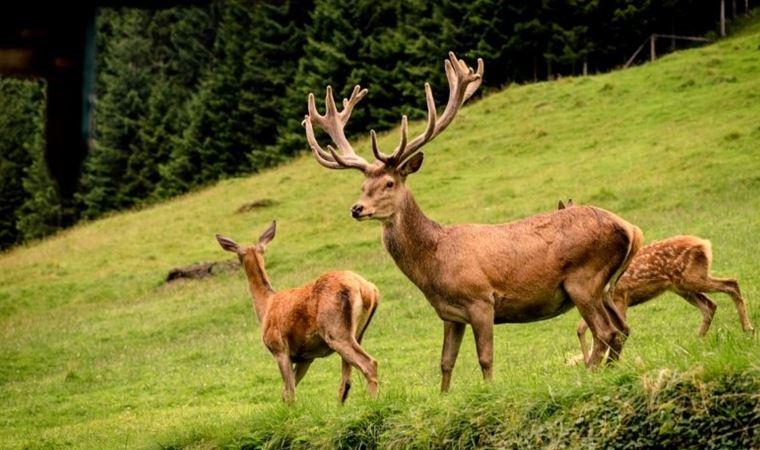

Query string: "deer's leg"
[684, 275, 754, 333]
[576, 319, 591, 364]
[679, 292, 717, 336]
[338, 359, 352, 404]
[440, 320, 466, 393]
[325, 336, 378, 400]
[602, 298, 629, 363]
[274, 353, 296, 403]
[710, 277, 754, 332]
[469, 303, 495, 383]
[294, 360, 312, 386]
[566, 279, 623, 367]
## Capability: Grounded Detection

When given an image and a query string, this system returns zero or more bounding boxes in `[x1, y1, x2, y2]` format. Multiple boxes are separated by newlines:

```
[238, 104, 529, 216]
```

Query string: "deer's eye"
[385, 180, 394, 189]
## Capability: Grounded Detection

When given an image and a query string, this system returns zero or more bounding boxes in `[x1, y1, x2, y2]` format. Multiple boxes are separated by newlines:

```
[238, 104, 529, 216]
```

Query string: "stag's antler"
[376, 52, 484, 167]
[303, 85, 371, 172]
[304, 52, 483, 171]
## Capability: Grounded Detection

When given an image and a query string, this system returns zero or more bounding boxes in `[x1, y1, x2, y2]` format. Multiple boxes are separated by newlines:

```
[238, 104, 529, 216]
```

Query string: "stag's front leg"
[469, 303, 495, 383]
[440, 321, 466, 392]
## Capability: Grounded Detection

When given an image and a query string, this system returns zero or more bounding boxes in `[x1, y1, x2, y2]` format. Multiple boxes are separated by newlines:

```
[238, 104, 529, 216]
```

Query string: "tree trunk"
[721, 0, 727, 37]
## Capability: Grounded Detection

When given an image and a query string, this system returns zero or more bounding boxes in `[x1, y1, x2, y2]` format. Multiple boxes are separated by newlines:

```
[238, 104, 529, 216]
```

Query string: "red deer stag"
[303, 53, 644, 392]
[216, 221, 380, 403]
[572, 232, 754, 363]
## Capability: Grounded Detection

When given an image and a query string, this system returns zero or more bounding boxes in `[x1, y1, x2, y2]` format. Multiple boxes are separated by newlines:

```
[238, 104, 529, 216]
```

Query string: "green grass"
[3, 16, 760, 450]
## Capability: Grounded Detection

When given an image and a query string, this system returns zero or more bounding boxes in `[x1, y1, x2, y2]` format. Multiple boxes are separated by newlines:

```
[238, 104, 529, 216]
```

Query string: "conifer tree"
[17, 123, 62, 242]
[0, 79, 44, 249]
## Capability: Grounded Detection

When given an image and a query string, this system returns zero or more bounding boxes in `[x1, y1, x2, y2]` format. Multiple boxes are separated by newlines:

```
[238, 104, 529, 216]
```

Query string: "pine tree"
[16, 121, 62, 242]
[80, 7, 215, 215]
[78, 9, 152, 218]
[160, 0, 311, 195]
[0, 78, 44, 249]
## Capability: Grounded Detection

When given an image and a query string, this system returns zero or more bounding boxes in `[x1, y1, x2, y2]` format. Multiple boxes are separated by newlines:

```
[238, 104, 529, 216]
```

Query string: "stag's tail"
[603, 223, 643, 334]
[607, 224, 643, 293]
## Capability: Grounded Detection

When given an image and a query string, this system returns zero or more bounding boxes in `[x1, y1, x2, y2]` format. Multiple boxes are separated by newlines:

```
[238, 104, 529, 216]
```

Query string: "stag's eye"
[385, 180, 394, 189]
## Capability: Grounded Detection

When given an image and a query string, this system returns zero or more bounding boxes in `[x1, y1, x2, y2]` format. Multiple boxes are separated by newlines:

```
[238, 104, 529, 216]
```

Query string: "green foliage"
[161, 1, 311, 195]
[79, 7, 214, 217]
[0, 79, 44, 249]
[16, 122, 62, 241]
[0, 1, 730, 245]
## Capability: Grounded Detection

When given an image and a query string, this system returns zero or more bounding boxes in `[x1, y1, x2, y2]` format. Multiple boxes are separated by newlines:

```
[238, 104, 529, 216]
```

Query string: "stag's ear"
[557, 200, 566, 210]
[398, 152, 424, 176]
[257, 220, 277, 250]
[567, 198, 574, 207]
[216, 234, 242, 254]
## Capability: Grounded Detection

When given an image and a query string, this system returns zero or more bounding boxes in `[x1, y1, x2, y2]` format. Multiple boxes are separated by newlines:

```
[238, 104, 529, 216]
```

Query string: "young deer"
[303, 52, 643, 391]
[216, 221, 380, 403]
[574, 234, 755, 362]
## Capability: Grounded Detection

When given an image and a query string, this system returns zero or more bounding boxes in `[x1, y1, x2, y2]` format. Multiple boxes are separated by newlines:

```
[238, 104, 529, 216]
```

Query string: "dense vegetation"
[0, 0, 741, 250]
[1, 13, 759, 449]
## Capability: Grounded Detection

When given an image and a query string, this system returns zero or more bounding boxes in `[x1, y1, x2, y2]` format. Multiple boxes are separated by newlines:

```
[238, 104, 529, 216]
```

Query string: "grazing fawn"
[216, 221, 379, 403]
[304, 53, 643, 391]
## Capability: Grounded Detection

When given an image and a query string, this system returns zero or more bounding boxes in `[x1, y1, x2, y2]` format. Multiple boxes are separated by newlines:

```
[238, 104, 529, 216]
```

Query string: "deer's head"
[216, 221, 277, 269]
[303, 53, 483, 222]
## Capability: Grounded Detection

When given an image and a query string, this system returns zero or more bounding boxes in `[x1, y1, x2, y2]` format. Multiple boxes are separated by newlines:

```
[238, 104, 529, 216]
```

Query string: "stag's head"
[303, 52, 483, 222]
[216, 221, 277, 267]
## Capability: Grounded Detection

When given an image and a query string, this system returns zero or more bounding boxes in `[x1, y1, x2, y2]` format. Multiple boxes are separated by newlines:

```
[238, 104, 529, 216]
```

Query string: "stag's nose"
[351, 204, 364, 219]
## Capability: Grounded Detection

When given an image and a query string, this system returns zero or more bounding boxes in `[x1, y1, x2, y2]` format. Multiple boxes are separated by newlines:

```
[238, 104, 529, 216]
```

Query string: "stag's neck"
[242, 260, 275, 322]
[382, 191, 442, 283]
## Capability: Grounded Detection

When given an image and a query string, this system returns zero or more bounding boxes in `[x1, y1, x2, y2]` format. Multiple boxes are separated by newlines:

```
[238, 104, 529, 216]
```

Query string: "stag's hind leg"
[338, 359, 352, 404]
[565, 278, 627, 367]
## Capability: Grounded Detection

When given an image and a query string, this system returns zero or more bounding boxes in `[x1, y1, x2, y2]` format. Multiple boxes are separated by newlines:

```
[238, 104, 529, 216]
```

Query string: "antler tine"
[387, 52, 481, 166]
[303, 86, 370, 172]
[373, 115, 409, 164]
[340, 85, 368, 125]
[328, 145, 370, 171]
[303, 114, 344, 170]
[370, 130, 389, 163]
[464, 57, 484, 102]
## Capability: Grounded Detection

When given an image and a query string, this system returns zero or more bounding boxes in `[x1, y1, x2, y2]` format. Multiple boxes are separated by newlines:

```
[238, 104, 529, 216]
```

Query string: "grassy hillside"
[2, 16, 760, 450]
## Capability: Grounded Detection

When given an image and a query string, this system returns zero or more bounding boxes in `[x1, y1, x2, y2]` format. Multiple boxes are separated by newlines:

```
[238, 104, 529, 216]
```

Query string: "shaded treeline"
[0, 0, 736, 249]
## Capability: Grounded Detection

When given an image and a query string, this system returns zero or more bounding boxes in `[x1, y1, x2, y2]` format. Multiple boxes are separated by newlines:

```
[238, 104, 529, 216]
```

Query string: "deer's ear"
[216, 234, 241, 254]
[398, 152, 424, 176]
[557, 200, 566, 210]
[567, 198, 574, 207]
[257, 220, 276, 249]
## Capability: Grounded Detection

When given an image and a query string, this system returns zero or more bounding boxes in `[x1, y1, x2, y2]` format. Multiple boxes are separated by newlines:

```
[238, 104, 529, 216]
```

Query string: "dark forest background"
[0, 0, 741, 249]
